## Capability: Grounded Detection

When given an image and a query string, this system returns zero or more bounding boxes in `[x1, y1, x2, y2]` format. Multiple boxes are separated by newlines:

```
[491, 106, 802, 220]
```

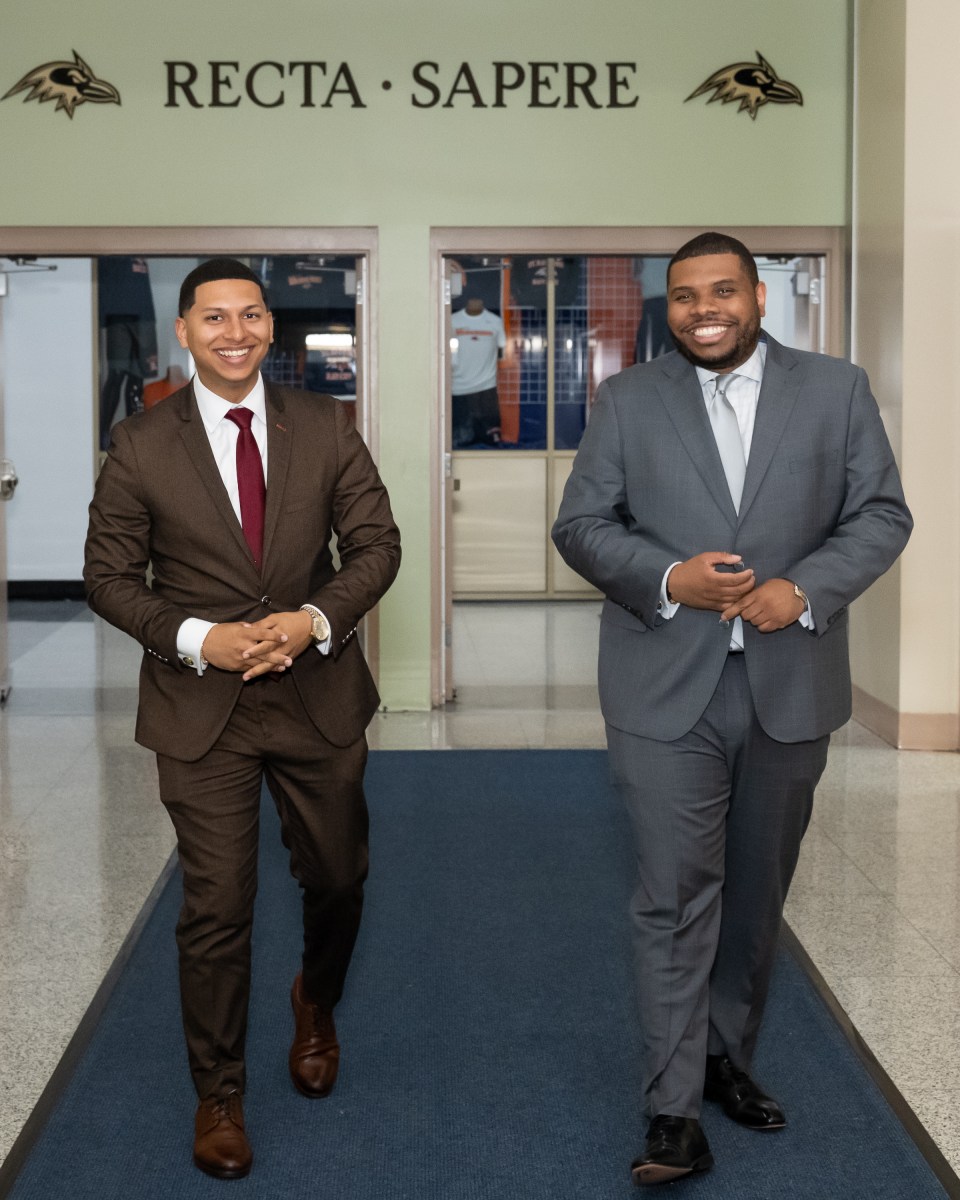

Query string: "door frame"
[0, 226, 384, 683]
[429, 225, 845, 706]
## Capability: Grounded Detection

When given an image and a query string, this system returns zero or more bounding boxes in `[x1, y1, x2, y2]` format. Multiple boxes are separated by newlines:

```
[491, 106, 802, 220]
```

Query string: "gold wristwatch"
[300, 604, 331, 644]
[790, 582, 809, 609]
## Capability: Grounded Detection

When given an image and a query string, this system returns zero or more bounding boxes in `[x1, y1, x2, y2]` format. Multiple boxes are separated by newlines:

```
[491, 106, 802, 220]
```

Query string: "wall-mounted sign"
[686, 51, 801, 119]
[2, 50, 120, 118]
[1, 48, 803, 121]
[161, 60, 640, 110]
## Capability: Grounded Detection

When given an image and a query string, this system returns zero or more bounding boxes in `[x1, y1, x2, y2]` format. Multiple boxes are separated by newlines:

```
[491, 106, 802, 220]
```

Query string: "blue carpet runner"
[5, 750, 950, 1198]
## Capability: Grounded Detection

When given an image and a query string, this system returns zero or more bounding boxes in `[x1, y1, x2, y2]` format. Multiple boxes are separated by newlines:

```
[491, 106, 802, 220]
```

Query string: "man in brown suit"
[84, 258, 401, 1179]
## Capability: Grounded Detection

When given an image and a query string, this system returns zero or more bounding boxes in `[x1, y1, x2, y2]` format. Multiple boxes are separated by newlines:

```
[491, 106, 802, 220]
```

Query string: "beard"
[669, 308, 762, 372]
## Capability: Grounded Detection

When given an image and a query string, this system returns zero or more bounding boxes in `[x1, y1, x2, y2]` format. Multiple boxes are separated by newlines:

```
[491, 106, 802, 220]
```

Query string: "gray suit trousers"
[607, 653, 828, 1119]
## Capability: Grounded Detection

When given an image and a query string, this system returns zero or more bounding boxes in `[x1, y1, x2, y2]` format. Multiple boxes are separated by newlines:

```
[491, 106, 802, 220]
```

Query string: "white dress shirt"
[658, 342, 813, 648]
[176, 373, 329, 672]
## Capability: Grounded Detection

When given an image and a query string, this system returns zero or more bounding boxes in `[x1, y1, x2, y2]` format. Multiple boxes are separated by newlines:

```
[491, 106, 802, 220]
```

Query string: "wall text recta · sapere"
[161, 60, 639, 109]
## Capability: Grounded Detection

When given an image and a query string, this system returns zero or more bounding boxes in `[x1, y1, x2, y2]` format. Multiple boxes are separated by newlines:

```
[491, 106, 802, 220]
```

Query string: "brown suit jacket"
[84, 382, 401, 761]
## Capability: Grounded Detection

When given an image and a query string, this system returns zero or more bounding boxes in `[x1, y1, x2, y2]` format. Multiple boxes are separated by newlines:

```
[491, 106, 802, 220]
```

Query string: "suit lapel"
[656, 355, 739, 524]
[738, 336, 803, 524]
[261, 386, 292, 571]
[176, 384, 253, 563]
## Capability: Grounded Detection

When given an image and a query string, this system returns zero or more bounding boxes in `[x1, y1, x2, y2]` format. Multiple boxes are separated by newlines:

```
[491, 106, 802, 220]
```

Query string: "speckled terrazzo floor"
[1, 600, 959, 1174]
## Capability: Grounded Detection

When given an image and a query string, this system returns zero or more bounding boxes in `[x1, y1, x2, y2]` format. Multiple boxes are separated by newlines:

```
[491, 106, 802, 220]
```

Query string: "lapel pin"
[275, 422, 287, 432]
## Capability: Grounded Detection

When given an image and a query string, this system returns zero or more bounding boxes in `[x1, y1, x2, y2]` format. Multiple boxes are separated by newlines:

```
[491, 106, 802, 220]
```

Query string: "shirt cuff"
[177, 617, 215, 675]
[301, 604, 332, 656]
[658, 562, 682, 619]
[798, 603, 815, 631]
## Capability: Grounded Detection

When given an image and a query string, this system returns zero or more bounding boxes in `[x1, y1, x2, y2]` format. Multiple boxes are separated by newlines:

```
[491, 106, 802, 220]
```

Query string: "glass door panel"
[97, 254, 365, 456]
[4, 258, 94, 588]
[449, 254, 551, 597]
[259, 255, 361, 427]
[449, 254, 512, 449]
[448, 249, 828, 603]
[755, 255, 825, 354]
[554, 255, 647, 450]
[98, 256, 196, 452]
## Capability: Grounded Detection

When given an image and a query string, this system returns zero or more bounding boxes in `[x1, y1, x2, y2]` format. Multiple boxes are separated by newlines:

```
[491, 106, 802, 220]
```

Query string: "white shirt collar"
[695, 338, 767, 391]
[192, 372, 267, 433]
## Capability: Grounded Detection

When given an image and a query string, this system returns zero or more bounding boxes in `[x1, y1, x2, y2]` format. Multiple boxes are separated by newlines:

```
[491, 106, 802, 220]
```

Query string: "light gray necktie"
[708, 374, 746, 512]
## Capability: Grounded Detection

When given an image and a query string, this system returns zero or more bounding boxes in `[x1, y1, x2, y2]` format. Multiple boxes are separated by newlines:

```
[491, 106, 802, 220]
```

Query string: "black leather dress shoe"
[630, 1115, 713, 1187]
[704, 1054, 786, 1130]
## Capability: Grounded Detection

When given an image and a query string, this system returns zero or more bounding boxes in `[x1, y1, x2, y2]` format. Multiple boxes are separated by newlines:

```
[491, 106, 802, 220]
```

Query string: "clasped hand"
[200, 611, 314, 681]
[667, 552, 805, 634]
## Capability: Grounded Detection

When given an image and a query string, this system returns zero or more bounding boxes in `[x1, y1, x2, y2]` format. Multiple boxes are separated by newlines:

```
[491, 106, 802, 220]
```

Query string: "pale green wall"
[0, 0, 850, 708]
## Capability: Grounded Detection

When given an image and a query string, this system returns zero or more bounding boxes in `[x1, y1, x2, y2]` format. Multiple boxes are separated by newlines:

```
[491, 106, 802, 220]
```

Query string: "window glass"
[258, 255, 359, 427]
[97, 254, 361, 453]
[449, 255, 509, 449]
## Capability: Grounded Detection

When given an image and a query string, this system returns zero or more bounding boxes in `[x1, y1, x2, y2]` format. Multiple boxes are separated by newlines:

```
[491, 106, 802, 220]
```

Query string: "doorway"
[432, 227, 844, 705]
[0, 228, 381, 683]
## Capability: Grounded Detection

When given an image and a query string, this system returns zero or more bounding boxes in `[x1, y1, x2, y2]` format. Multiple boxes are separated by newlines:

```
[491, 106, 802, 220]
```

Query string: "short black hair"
[178, 258, 269, 316]
[667, 232, 759, 288]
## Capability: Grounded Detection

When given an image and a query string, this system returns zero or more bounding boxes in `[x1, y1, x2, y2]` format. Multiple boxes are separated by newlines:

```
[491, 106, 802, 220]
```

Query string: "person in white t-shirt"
[451, 297, 506, 446]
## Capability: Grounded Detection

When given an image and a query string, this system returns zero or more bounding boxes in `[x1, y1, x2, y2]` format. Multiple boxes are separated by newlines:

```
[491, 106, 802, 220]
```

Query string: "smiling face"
[666, 252, 766, 373]
[175, 278, 274, 403]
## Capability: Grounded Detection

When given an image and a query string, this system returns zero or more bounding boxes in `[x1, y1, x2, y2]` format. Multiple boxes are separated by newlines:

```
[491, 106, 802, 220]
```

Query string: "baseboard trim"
[8, 580, 85, 601]
[852, 685, 959, 751]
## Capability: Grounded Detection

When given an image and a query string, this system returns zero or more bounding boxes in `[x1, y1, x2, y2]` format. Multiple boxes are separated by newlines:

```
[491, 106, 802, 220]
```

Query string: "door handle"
[0, 459, 18, 501]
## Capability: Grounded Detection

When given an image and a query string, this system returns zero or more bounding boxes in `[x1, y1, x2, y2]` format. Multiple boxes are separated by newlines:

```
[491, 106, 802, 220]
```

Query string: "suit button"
[261, 595, 272, 607]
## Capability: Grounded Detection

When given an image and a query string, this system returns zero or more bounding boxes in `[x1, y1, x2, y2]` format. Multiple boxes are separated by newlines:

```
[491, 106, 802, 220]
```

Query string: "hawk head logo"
[686, 52, 802, 120]
[3, 51, 120, 119]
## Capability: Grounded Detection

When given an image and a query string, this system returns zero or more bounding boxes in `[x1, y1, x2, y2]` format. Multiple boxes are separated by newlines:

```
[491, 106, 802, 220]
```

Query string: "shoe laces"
[646, 1115, 686, 1150]
[214, 1093, 242, 1124]
[299, 988, 334, 1038]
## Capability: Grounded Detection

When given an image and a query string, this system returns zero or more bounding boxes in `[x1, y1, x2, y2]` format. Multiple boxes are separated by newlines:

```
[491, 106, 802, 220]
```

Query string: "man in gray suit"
[552, 233, 911, 1187]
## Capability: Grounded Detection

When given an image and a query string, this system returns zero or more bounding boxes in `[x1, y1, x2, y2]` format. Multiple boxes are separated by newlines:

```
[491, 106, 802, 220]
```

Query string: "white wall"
[851, 0, 960, 748]
[147, 256, 200, 380]
[3, 258, 95, 581]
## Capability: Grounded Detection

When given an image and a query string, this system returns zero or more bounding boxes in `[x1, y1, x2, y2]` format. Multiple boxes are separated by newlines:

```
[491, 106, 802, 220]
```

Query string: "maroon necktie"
[224, 407, 266, 567]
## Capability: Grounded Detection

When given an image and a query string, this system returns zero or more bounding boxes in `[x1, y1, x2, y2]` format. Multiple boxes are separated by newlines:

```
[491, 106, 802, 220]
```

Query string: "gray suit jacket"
[552, 336, 912, 744]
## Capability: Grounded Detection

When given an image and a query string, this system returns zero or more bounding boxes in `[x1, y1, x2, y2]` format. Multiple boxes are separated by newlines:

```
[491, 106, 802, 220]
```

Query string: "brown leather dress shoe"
[289, 972, 340, 1097]
[193, 1092, 252, 1179]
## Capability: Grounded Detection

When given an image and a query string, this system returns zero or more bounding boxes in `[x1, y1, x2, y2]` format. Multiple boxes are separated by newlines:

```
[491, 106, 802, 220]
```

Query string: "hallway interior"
[1, 599, 959, 1177]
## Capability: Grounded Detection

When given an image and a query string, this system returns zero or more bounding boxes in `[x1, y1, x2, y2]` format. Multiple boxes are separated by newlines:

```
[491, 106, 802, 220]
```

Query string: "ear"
[755, 280, 767, 318]
[175, 316, 189, 349]
[267, 312, 275, 344]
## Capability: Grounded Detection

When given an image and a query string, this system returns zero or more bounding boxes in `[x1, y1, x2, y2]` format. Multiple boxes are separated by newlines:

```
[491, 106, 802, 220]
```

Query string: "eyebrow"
[669, 277, 740, 294]
[197, 303, 264, 313]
